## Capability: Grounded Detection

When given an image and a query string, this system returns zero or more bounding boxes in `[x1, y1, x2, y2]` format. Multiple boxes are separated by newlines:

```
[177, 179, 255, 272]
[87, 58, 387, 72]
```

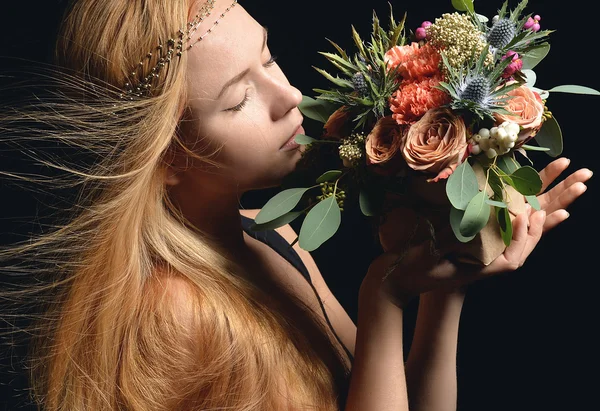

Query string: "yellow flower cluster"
[426, 12, 493, 69]
[339, 132, 366, 167]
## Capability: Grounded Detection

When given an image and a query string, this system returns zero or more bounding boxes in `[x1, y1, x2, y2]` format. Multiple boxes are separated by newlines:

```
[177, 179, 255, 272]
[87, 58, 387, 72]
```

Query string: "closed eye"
[226, 55, 279, 112]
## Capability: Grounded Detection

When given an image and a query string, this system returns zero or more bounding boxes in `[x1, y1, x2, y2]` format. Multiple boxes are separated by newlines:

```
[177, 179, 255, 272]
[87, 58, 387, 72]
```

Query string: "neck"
[166, 180, 250, 258]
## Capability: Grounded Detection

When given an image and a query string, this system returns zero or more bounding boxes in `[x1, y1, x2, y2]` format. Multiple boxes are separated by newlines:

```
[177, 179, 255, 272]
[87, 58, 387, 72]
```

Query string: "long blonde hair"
[0, 1, 351, 409]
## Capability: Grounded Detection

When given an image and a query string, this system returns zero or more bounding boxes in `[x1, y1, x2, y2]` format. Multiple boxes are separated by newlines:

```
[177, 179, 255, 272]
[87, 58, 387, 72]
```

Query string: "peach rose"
[365, 116, 404, 166]
[401, 108, 469, 182]
[323, 106, 353, 140]
[495, 84, 545, 145]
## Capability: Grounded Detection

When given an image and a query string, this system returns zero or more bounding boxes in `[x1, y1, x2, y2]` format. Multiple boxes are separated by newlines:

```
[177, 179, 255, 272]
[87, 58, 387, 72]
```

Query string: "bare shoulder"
[239, 209, 357, 356]
[239, 208, 332, 300]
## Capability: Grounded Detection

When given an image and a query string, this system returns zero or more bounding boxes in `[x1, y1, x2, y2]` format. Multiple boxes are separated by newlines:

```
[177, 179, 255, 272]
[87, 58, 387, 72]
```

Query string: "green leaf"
[446, 161, 479, 211]
[526, 195, 541, 211]
[508, 166, 543, 196]
[359, 185, 385, 217]
[476, 13, 489, 23]
[496, 154, 519, 175]
[522, 69, 537, 88]
[531, 86, 549, 100]
[316, 170, 342, 183]
[255, 187, 313, 224]
[521, 144, 550, 152]
[534, 116, 563, 157]
[548, 85, 600, 95]
[486, 199, 508, 208]
[521, 44, 550, 70]
[496, 207, 513, 247]
[249, 211, 304, 232]
[298, 196, 342, 251]
[460, 192, 491, 237]
[298, 95, 338, 123]
[294, 134, 316, 145]
[452, 0, 474, 12]
[450, 207, 477, 243]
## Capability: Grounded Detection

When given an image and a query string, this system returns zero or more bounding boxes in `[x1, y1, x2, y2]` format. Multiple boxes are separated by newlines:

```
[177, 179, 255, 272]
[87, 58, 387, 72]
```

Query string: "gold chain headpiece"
[119, 0, 238, 101]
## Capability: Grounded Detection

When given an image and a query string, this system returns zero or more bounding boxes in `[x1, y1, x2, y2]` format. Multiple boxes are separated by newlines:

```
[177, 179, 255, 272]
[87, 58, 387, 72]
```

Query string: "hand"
[532, 157, 592, 232]
[361, 209, 547, 309]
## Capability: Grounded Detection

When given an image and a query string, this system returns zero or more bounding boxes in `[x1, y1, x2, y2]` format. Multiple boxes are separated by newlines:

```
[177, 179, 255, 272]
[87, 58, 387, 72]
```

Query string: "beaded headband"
[119, 0, 238, 101]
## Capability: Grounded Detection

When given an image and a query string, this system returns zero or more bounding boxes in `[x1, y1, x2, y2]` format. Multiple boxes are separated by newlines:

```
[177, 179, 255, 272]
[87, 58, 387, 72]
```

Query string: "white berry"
[486, 148, 498, 158]
[471, 144, 482, 155]
[497, 127, 508, 140]
[479, 128, 491, 139]
[507, 122, 520, 136]
[472, 133, 482, 142]
[479, 137, 491, 151]
[490, 127, 499, 137]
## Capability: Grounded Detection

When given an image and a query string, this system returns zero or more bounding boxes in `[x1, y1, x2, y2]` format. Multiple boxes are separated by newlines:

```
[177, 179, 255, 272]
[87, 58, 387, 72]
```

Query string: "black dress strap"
[240, 214, 354, 365]
[240, 214, 311, 283]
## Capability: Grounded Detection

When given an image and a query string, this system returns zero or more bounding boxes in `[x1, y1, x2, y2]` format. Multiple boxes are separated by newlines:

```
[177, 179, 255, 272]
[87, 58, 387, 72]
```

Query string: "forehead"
[185, 3, 263, 100]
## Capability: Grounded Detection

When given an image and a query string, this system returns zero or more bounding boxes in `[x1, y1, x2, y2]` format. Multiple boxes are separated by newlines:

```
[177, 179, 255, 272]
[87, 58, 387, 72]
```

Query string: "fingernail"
[565, 211, 570, 219]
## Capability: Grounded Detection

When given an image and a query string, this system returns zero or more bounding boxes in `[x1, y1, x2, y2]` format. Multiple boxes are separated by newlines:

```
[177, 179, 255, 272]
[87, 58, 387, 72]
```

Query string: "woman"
[0, 0, 591, 410]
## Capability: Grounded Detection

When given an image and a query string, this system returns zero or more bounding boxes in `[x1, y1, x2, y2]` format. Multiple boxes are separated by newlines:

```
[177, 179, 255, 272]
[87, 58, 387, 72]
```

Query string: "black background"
[1, 1, 599, 410]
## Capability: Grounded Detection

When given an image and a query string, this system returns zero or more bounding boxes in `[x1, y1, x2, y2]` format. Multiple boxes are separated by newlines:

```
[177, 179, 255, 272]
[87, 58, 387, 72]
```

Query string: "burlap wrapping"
[379, 162, 528, 266]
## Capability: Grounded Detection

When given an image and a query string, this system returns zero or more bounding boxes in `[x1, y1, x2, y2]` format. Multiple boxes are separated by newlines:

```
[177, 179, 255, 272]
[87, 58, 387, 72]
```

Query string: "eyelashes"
[227, 55, 278, 112]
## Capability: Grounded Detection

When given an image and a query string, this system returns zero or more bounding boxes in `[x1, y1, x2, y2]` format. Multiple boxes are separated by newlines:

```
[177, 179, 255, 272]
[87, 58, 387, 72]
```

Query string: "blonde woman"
[0, 0, 591, 410]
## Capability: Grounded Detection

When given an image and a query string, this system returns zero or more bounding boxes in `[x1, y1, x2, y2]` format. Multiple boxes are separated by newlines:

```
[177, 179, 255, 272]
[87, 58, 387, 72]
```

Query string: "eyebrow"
[216, 26, 269, 100]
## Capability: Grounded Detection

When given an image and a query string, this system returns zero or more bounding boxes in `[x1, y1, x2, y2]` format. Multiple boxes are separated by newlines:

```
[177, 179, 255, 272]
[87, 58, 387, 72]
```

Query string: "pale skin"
[163, 1, 593, 409]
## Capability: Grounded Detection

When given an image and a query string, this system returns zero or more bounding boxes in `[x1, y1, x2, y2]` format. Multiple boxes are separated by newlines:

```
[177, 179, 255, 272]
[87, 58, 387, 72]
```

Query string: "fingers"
[538, 157, 571, 194]
[483, 210, 546, 275]
[543, 209, 570, 233]
[538, 169, 592, 211]
[519, 210, 546, 261]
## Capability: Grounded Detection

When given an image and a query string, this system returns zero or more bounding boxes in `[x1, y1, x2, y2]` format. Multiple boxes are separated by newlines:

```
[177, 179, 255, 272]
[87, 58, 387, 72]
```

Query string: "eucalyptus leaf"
[521, 44, 550, 70]
[298, 196, 341, 252]
[508, 166, 543, 196]
[526, 195, 541, 211]
[249, 211, 304, 232]
[255, 187, 313, 224]
[521, 144, 550, 152]
[359, 185, 385, 217]
[496, 154, 519, 175]
[522, 69, 537, 88]
[486, 199, 508, 208]
[294, 134, 316, 145]
[460, 192, 491, 238]
[496, 207, 513, 247]
[298, 95, 338, 123]
[548, 85, 600, 95]
[534, 116, 563, 157]
[446, 161, 479, 210]
[316, 170, 343, 183]
[450, 207, 477, 243]
[452, 0, 474, 12]
[531, 87, 549, 100]
[476, 13, 489, 23]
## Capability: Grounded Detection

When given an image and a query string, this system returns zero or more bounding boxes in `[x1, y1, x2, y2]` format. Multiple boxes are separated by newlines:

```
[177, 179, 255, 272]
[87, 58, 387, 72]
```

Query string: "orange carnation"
[389, 75, 450, 125]
[385, 43, 442, 80]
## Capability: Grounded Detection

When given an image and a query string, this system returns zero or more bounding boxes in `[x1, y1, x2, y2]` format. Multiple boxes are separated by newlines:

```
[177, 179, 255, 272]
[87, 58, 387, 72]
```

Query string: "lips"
[280, 124, 305, 151]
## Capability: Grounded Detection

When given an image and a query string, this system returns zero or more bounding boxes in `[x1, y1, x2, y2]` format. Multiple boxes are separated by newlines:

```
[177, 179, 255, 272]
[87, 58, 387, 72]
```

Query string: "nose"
[266, 73, 303, 121]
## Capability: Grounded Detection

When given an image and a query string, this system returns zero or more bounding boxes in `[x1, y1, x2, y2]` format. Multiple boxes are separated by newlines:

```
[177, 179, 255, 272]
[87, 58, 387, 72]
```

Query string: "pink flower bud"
[421, 21, 433, 28]
[502, 50, 519, 61]
[415, 27, 427, 40]
[532, 23, 541, 32]
[524, 17, 535, 29]
[534, 15, 541, 21]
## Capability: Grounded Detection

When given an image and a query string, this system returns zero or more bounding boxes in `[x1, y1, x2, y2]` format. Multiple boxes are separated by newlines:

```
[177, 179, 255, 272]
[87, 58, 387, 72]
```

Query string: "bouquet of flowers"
[253, 0, 598, 265]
